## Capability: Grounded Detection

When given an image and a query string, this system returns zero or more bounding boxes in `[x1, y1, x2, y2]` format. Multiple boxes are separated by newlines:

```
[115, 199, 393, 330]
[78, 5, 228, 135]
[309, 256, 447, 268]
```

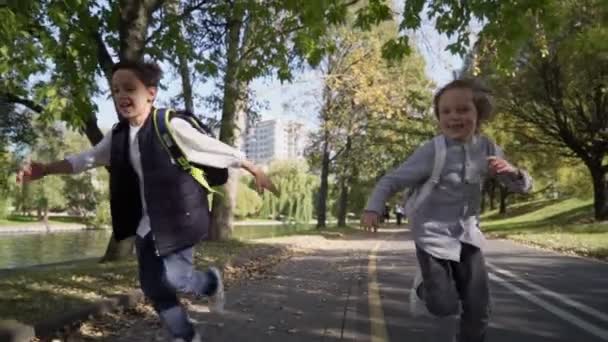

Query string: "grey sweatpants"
[416, 243, 491, 342]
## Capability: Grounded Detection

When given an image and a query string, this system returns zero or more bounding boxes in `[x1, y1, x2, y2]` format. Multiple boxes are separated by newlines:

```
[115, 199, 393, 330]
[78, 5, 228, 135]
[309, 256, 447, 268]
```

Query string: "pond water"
[0, 224, 314, 270]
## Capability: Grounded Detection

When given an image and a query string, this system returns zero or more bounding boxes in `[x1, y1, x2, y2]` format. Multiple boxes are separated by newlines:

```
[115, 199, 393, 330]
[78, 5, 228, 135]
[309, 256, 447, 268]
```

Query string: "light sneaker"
[434, 315, 459, 342]
[409, 267, 431, 317]
[207, 266, 225, 314]
[173, 332, 202, 342]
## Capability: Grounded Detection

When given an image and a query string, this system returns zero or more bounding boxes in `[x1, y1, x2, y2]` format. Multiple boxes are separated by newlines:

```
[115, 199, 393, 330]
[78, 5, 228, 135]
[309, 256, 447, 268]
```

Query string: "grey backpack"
[404, 135, 447, 218]
[404, 135, 497, 218]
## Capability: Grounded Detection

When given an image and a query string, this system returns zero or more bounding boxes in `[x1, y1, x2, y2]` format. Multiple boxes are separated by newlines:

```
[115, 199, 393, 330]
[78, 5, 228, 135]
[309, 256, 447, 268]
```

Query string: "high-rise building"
[285, 121, 308, 160]
[243, 119, 308, 165]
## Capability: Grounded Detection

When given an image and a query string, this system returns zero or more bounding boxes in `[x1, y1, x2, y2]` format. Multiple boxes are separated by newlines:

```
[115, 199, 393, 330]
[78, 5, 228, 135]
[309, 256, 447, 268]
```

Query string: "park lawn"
[0, 239, 262, 325]
[0, 225, 359, 325]
[0, 215, 85, 227]
[482, 198, 608, 259]
[294, 224, 359, 238]
[236, 218, 282, 224]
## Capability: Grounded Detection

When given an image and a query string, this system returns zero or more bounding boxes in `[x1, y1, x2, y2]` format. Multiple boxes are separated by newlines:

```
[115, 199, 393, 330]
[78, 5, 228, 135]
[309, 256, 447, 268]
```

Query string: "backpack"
[152, 108, 229, 194]
[403, 135, 497, 218]
[403, 135, 447, 218]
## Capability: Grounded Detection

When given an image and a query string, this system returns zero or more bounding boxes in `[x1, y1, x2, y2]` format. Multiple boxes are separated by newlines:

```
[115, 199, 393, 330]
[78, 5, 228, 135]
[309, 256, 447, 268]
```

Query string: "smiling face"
[111, 69, 157, 123]
[437, 87, 478, 142]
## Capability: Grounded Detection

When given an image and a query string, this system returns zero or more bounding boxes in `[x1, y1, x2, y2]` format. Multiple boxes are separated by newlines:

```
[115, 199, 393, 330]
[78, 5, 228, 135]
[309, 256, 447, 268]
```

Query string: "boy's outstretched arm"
[170, 118, 279, 197]
[241, 159, 279, 196]
[361, 141, 434, 227]
[487, 156, 533, 193]
[16, 160, 74, 183]
[17, 132, 112, 184]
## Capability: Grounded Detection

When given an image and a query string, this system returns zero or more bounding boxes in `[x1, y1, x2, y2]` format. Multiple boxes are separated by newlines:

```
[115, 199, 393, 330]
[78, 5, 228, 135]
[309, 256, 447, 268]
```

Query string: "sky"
[94, 13, 466, 130]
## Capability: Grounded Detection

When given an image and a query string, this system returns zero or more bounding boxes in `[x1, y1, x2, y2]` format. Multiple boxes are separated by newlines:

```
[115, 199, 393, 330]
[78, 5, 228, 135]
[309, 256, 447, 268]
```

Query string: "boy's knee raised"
[425, 296, 460, 317]
[163, 269, 190, 293]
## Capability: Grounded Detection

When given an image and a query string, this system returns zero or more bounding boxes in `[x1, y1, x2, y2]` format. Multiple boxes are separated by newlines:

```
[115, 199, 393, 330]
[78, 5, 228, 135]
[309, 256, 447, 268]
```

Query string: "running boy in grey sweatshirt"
[361, 79, 532, 342]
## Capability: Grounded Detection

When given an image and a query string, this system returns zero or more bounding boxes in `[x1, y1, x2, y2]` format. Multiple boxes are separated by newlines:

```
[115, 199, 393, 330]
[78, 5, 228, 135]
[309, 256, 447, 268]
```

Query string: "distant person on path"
[394, 204, 404, 226]
[384, 203, 390, 222]
[360, 79, 532, 342]
[17, 60, 277, 342]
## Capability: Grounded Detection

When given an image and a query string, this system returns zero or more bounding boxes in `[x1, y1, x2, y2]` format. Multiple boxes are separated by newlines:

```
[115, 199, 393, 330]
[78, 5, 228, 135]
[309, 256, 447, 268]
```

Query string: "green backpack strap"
[152, 107, 217, 194]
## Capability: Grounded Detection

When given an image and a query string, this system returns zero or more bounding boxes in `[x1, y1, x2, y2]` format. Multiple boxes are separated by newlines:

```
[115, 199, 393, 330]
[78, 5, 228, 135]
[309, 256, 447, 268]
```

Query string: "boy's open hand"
[487, 156, 517, 176]
[240, 160, 279, 196]
[252, 169, 279, 196]
[16, 160, 46, 184]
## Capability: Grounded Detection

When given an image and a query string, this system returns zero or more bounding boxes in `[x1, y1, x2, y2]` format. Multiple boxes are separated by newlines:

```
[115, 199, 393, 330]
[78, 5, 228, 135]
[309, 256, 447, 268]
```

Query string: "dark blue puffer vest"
[109, 111, 210, 256]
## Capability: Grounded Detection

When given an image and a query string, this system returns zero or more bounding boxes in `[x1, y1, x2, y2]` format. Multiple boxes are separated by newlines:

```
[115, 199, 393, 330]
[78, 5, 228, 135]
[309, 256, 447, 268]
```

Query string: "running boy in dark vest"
[17, 60, 278, 342]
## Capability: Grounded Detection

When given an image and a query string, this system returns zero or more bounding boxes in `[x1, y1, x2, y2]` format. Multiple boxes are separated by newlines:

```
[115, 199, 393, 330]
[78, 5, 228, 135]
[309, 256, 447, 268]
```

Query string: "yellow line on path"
[368, 242, 389, 342]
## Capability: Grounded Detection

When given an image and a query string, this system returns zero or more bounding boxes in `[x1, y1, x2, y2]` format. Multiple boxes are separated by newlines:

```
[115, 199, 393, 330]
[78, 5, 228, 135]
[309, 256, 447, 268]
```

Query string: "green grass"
[482, 198, 608, 259]
[0, 219, 362, 325]
[0, 239, 256, 324]
[233, 223, 316, 240]
[292, 224, 360, 238]
[233, 223, 359, 240]
[0, 215, 85, 227]
[237, 218, 282, 223]
[0, 221, 361, 325]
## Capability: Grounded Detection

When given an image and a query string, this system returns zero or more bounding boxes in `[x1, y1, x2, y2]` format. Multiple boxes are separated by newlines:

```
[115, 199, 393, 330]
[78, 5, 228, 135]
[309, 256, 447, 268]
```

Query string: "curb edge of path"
[0, 243, 295, 342]
[340, 251, 369, 341]
[0, 290, 144, 342]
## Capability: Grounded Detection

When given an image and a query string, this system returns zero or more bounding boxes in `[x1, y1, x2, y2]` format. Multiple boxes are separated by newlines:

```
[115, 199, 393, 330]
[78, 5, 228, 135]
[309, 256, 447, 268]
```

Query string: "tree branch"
[3, 92, 105, 146]
[329, 145, 346, 162]
[147, 0, 164, 13]
[593, 85, 608, 132]
[569, 95, 592, 141]
[239, 22, 304, 63]
[95, 32, 115, 81]
[145, 0, 215, 45]
[3, 93, 44, 113]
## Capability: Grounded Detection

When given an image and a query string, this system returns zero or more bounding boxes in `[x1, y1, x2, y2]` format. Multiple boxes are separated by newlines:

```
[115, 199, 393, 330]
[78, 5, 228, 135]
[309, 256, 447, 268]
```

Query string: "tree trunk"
[82, 115, 104, 145]
[337, 176, 348, 227]
[100, 236, 135, 262]
[43, 207, 50, 233]
[499, 185, 508, 215]
[118, 0, 161, 62]
[588, 163, 608, 220]
[178, 55, 194, 113]
[168, 0, 195, 113]
[316, 130, 330, 229]
[489, 179, 496, 211]
[480, 186, 486, 213]
[210, 169, 239, 240]
[210, 3, 245, 241]
[19, 183, 28, 216]
[100, 0, 162, 262]
[337, 136, 352, 227]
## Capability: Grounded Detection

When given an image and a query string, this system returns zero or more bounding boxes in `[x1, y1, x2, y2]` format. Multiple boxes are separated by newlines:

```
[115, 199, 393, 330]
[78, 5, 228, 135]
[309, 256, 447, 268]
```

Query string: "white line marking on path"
[487, 262, 608, 325]
[489, 271, 608, 341]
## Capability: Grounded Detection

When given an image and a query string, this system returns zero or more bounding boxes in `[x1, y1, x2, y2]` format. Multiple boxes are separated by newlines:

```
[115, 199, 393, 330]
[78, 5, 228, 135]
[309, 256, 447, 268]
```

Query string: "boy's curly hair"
[111, 60, 163, 87]
[433, 78, 494, 126]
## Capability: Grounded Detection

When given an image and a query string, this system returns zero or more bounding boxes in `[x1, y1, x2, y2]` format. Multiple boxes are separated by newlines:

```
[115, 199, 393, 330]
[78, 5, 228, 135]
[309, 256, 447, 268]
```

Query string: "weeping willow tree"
[235, 177, 263, 219]
[259, 161, 318, 223]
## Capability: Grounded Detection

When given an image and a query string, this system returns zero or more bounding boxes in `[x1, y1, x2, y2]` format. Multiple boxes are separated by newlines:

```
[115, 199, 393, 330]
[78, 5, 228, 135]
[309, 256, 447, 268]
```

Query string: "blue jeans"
[135, 234, 215, 341]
